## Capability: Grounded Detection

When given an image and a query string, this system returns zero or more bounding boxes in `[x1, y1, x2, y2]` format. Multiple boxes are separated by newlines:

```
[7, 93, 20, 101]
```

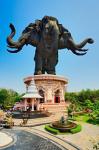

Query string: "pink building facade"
[14, 75, 68, 113]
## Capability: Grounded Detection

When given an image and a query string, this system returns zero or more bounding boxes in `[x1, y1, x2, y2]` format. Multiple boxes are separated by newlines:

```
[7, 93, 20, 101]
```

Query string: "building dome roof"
[22, 79, 42, 98]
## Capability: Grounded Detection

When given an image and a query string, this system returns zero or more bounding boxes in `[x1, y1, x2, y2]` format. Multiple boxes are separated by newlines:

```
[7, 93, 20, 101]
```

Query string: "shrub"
[70, 124, 82, 134]
[88, 111, 99, 125]
[87, 119, 99, 125]
[45, 125, 59, 134]
[93, 142, 99, 150]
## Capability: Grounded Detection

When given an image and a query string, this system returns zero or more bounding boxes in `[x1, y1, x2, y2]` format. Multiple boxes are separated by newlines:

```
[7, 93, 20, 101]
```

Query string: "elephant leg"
[47, 69, 56, 75]
[46, 54, 58, 75]
[34, 53, 43, 75]
[46, 62, 56, 75]
[42, 61, 45, 74]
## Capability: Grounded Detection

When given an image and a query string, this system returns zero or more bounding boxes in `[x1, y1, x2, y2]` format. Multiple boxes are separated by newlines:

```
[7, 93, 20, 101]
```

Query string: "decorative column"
[31, 98, 34, 111]
[47, 88, 53, 103]
[37, 99, 40, 110]
[52, 91, 55, 103]
[44, 91, 47, 103]
[24, 98, 27, 111]
[61, 88, 65, 102]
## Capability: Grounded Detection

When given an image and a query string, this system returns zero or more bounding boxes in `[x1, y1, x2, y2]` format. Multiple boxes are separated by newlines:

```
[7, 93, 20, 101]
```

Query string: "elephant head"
[7, 22, 40, 53]
[58, 24, 94, 55]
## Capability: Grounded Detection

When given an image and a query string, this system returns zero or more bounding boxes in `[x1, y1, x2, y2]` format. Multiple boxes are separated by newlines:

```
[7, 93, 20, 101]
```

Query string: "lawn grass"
[74, 114, 89, 122]
[74, 114, 99, 125]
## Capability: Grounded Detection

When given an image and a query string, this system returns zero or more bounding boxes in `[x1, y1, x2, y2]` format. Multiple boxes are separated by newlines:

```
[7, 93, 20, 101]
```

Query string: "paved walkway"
[23, 127, 79, 150]
[1, 114, 99, 150]
[58, 122, 99, 150]
[29, 122, 99, 150]
[0, 122, 98, 150]
[1, 128, 62, 150]
[0, 132, 13, 148]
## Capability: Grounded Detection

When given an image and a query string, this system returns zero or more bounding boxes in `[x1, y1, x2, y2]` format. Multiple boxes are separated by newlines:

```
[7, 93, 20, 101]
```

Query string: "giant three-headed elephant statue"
[7, 16, 94, 75]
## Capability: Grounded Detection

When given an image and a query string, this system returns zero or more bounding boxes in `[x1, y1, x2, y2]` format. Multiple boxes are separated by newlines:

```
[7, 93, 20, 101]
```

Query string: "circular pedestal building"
[23, 75, 68, 113]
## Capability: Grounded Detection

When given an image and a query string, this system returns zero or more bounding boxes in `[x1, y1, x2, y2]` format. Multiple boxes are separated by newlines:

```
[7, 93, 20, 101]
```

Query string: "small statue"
[60, 116, 65, 125]
[7, 16, 94, 75]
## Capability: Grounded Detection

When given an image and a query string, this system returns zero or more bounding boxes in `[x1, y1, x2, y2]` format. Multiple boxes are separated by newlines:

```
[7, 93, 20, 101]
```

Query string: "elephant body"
[7, 16, 94, 75]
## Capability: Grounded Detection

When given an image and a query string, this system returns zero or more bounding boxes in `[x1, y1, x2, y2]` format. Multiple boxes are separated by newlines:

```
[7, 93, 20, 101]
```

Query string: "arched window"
[54, 89, 60, 103]
[39, 89, 44, 103]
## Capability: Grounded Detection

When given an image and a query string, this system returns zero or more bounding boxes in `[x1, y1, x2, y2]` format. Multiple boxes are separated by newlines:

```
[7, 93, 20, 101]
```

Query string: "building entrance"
[54, 90, 60, 103]
[54, 96, 60, 103]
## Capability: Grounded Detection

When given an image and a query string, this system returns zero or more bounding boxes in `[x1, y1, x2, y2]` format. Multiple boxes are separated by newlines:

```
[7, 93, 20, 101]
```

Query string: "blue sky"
[0, 0, 99, 93]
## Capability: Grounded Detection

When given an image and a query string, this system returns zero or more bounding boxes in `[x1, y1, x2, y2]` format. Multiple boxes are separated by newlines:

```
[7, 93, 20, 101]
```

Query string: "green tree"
[0, 88, 22, 109]
[0, 89, 9, 107]
[84, 99, 94, 110]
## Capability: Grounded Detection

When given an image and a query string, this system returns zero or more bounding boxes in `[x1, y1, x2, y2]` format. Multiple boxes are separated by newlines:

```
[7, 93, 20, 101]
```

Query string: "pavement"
[23, 127, 79, 150]
[1, 128, 64, 150]
[0, 114, 99, 150]
[13, 112, 65, 126]
[57, 122, 99, 150]
[0, 132, 13, 148]
[31, 122, 99, 150]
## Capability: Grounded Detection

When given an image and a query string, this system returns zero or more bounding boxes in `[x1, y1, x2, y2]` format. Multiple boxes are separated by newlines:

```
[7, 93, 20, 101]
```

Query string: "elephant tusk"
[7, 49, 21, 53]
[7, 45, 18, 48]
[7, 47, 22, 53]
[7, 45, 23, 49]
[71, 50, 87, 56]
[76, 48, 88, 52]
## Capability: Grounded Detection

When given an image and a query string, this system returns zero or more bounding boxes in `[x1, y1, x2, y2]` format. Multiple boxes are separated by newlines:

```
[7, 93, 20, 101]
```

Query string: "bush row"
[70, 124, 82, 134]
[45, 125, 59, 134]
[87, 119, 99, 125]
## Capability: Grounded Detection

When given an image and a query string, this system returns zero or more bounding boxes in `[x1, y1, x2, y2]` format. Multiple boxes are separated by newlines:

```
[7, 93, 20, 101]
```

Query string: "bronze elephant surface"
[7, 16, 94, 75]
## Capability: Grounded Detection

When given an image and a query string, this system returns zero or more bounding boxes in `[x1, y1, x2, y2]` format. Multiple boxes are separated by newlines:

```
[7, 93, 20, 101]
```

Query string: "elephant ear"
[22, 20, 42, 34]
[22, 23, 36, 34]
[58, 24, 72, 38]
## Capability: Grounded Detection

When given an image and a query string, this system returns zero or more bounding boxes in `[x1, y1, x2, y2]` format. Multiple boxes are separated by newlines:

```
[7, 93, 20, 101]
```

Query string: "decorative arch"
[53, 84, 61, 92]
[54, 89, 60, 103]
[39, 89, 45, 103]
[37, 86, 46, 92]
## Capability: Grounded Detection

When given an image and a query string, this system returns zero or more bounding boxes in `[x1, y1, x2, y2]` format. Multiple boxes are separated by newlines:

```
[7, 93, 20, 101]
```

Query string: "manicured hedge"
[70, 124, 82, 134]
[45, 125, 59, 134]
[45, 124, 82, 134]
[87, 119, 99, 125]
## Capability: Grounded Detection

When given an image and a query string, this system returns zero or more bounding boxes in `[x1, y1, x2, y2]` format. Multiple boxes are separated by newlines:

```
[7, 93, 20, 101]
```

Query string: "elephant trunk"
[7, 24, 25, 53]
[68, 38, 94, 50]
